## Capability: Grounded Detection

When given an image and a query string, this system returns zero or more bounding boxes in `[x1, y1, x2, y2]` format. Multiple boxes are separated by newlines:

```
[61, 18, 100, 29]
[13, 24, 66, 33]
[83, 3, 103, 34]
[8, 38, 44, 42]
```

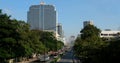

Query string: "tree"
[74, 25, 107, 63]
[0, 9, 64, 62]
[0, 10, 32, 62]
[40, 31, 57, 51]
[57, 41, 64, 50]
[28, 30, 46, 54]
[80, 25, 101, 40]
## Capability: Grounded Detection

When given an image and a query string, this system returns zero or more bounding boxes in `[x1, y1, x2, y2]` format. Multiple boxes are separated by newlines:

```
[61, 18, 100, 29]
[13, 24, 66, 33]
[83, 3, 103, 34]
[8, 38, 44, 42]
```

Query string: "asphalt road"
[57, 49, 81, 63]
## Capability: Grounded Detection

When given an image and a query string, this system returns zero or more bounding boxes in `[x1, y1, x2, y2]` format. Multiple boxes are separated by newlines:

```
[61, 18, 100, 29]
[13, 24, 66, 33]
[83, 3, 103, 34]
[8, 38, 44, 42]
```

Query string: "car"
[39, 55, 50, 62]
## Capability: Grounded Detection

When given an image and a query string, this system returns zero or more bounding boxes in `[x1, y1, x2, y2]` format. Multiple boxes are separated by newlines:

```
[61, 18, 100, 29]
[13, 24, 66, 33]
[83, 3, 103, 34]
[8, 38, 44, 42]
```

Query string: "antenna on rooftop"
[40, 0, 45, 5]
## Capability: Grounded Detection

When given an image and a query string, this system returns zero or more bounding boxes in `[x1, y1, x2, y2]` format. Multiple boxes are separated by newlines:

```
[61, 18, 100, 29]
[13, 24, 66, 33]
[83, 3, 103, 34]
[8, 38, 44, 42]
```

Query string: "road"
[57, 49, 81, 63]
[17, 49, 81, 63]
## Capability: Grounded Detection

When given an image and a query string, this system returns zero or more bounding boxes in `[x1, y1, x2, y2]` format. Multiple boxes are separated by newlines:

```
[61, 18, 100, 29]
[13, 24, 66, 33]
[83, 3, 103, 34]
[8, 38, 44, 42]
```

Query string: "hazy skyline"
[0, 0, 120, 38]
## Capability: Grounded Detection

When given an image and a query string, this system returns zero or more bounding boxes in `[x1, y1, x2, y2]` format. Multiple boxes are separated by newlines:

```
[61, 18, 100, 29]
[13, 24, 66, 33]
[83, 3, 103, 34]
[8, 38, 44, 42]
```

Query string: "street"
[57, 49, 81, 63]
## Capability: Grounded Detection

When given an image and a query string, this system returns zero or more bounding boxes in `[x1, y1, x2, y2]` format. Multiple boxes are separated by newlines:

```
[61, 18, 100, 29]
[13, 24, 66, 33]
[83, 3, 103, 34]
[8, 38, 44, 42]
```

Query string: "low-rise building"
[100, 30, 120, 40]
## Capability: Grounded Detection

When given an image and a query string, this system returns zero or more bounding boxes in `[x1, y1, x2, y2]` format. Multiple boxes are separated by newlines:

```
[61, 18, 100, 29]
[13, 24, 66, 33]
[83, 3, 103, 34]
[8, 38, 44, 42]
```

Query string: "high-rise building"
[83, 21, 94, 27]
[57, 23, 63, 37]
[57, 23, 65, 43]
[27, 2, 57, 32]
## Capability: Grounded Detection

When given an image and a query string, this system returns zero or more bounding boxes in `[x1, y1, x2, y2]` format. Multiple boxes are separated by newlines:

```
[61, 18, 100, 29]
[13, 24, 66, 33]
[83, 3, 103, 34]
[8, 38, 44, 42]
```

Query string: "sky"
[0, 0, 120, 39]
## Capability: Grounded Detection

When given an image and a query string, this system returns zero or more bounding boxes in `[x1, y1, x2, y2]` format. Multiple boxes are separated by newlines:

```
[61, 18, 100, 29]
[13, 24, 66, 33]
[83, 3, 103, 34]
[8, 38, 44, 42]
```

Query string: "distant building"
[104, 29, 111, 31]
[57, 23, 63, 37]
[69, 36, 75, 46]
[100, 30, 120, 40]
[77, 34, 81, 38]
[27, 2, 57, 33]
[83, 21, 94, 27]
[57, 23, 66, 44]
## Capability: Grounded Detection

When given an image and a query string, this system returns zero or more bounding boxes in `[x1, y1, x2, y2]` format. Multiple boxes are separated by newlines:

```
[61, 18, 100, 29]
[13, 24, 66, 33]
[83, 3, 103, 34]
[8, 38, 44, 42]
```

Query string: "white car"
[39, 55, 50, 62]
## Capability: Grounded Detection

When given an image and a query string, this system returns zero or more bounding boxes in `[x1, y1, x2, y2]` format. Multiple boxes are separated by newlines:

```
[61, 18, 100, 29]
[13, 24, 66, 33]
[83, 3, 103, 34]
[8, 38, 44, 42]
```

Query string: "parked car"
[39, 55, 50, 62]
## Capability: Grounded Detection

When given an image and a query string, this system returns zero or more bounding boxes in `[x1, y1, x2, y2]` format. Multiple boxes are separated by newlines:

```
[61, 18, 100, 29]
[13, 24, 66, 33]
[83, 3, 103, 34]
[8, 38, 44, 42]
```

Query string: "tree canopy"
[74, 25, 108, 63]
[0, 9, 64, 62]
[74, 24, 120, 63]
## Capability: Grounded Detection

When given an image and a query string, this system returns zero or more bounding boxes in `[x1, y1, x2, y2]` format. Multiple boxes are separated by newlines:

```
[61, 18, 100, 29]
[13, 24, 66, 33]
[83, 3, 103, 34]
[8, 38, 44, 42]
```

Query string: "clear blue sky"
[0, 0, 120, 38]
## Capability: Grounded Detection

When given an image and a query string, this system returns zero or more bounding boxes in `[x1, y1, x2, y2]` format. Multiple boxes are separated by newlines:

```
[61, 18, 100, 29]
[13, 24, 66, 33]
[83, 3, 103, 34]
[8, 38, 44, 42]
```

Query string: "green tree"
[0, 9, 64, 63]
[80, 25, 101, 40]
[29, 30, 46, 54]
[57, 41, 64, 50]
[74, 25, 107, 63]
[0, 10, 32, 62]
[40, 31, 57, 51]
[39, 31, 64, 52]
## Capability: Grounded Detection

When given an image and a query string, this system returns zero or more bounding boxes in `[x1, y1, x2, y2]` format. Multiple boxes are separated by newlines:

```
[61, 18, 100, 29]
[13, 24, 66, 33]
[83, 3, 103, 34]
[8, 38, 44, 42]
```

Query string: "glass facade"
[27, 4, 57, 32]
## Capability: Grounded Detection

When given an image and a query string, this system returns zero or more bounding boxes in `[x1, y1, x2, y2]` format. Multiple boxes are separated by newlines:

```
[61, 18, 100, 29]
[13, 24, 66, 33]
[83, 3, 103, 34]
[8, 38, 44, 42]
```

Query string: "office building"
[83, 21, 94, 27]
[27, 2, 57, 32]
